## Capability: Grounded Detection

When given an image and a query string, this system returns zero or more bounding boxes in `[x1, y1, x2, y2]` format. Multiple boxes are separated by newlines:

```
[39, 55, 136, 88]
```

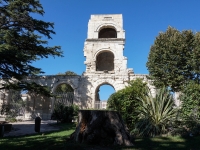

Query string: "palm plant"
[135, 87, 177, 137]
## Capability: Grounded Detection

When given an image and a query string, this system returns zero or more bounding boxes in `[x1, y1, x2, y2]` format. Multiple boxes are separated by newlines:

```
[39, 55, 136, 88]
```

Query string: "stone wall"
[0, 14, 156, 120]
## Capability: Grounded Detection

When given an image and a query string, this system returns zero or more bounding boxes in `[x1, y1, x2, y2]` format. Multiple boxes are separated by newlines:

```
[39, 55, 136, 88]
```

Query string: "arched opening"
[1, 89, 26, 118]
[96, 51, 114, 71]
[95, 84, 115, 109]
[54, 83, 74, 106]
[98, 28, 117, 38]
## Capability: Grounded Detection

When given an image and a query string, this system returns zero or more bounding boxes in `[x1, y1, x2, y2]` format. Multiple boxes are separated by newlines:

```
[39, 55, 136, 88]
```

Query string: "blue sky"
[33, 0, 200, 100]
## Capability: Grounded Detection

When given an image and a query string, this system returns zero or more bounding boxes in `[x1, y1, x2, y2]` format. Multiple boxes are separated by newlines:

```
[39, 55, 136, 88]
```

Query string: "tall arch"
[53, 83, 74, 106]
[91, 79, 121, 109]
[52, 80, 76, 93]
[95, 82, 115, 101]
[54, 83, 74, 93]
[96, 51, 114, 71]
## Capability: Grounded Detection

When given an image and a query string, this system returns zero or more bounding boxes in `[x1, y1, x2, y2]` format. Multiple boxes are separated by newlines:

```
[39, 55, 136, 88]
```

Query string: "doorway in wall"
[95, 84, 115, 109]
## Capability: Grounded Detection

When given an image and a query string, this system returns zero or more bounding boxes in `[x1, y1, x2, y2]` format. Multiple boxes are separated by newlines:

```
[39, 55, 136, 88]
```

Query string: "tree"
[0, 0, 63, 95]
[54, 83, 74, 93]
[167, 81, 200, 137]
[107, 78, 148, 132]
[57, 71, 77, 76]
[146, 27, 200, 92]
[55, 70, 77, 96]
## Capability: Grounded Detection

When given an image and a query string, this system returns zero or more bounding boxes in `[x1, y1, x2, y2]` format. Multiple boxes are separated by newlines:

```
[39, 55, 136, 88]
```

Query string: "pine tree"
[0, 0, 63, 95]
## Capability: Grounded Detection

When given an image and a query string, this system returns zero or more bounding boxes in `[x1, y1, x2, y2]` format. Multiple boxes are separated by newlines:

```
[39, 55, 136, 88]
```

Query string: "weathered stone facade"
[81, 14, 155, 108]
[0, 14, 155, 120]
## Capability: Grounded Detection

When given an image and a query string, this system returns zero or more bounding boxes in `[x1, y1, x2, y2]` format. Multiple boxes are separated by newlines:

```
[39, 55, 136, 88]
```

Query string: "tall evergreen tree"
[0, 0, 63, 95]
[146, 27, 200, 91]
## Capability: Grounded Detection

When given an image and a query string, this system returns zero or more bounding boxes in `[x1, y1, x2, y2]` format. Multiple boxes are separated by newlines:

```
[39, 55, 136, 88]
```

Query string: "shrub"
[51, 103, 79, 123]
[107, 78, 148, 131]
[180, 81, 200, 122]
[135, 87, 177, 137]
[172, 81, 200, 137]
[1, 90, 26, 121]
[170, 114, 200, 137]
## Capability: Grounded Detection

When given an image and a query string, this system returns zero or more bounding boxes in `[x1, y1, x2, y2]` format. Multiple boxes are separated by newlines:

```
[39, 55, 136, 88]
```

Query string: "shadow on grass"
[134, 136, 200, 150]
[64, 135, 200, 150]
[1, 123, 200, 150]
[0, 123, 76, 150]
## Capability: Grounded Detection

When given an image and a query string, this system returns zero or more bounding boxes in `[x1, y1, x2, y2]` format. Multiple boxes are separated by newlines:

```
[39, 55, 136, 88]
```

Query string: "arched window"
[96, 51, 114, 71]
[98, 28, 117, 38]
[54, 83, 74, 106]
[55, 84, 74, 93]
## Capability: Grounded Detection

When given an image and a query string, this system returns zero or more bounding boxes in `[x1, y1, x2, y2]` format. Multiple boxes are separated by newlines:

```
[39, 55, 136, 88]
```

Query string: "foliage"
[54, 83, 74, 106]
[107, 78, 148, 131]
[0, 0, 63, 94]
[173, 81, 200, 136]
[146, 26, 200, 92]
[170, 115, 200, 137]
[54, 83, 74, 93]
[0, 90, 26, 120]
[180, 81, 200, 120]
[5, 117, 17, 122]
[1, 123, 200, 150]
[51, 103, 79, 123]
[135, 87, 177, 137]
[57, 71, 77, 76]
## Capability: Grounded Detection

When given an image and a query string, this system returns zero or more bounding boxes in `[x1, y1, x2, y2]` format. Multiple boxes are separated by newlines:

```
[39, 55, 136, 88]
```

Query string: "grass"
[0, 123, 75, 150]
[134, 136, 200, 150]
[0, 123, 200, 150]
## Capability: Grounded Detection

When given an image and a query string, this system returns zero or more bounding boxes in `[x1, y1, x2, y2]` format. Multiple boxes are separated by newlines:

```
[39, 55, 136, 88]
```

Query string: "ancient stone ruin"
[0, 14, 155, 120]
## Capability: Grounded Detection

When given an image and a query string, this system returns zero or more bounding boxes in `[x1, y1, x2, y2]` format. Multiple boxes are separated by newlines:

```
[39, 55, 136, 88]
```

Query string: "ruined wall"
[0, 14, 156, 120]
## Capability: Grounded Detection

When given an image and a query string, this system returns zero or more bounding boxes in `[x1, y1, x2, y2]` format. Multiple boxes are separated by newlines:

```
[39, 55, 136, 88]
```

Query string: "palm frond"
[135, 87, 177, 137]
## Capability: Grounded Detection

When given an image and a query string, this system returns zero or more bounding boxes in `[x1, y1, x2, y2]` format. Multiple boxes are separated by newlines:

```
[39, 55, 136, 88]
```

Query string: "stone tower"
[82, 14, 135, 108]
[84, 14, 130, 74]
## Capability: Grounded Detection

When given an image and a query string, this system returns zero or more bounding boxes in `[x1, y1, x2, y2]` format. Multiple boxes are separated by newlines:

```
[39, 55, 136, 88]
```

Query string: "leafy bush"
[51, 103, 79, 123]
[171, 81, 200, 137]
[5, 117, 17, 123]
[170, 115, 200, 137]
[107, 78, 148, 131]
[1, 90, 26, 121]
[135, 87, 177, 137]
[1, 100, 25, 117]
[180, 81, 200, 122]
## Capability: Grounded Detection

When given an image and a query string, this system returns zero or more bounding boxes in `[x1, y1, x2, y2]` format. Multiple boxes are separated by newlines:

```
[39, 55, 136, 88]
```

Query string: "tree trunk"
[70, 110, 134, 146]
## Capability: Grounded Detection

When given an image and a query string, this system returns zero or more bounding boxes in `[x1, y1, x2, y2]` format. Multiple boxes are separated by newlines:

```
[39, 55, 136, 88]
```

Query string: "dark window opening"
[96, 51, 114, 71]
[98, 28, 117, 38]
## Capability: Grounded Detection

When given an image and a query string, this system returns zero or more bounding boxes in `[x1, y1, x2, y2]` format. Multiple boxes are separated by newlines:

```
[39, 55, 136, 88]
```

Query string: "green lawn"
[0, 123, 200, 150]
[0, 123, 75, 150]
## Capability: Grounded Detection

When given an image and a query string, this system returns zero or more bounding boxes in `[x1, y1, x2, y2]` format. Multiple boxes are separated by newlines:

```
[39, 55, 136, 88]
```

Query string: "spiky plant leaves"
[136, 87, 177, 137]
